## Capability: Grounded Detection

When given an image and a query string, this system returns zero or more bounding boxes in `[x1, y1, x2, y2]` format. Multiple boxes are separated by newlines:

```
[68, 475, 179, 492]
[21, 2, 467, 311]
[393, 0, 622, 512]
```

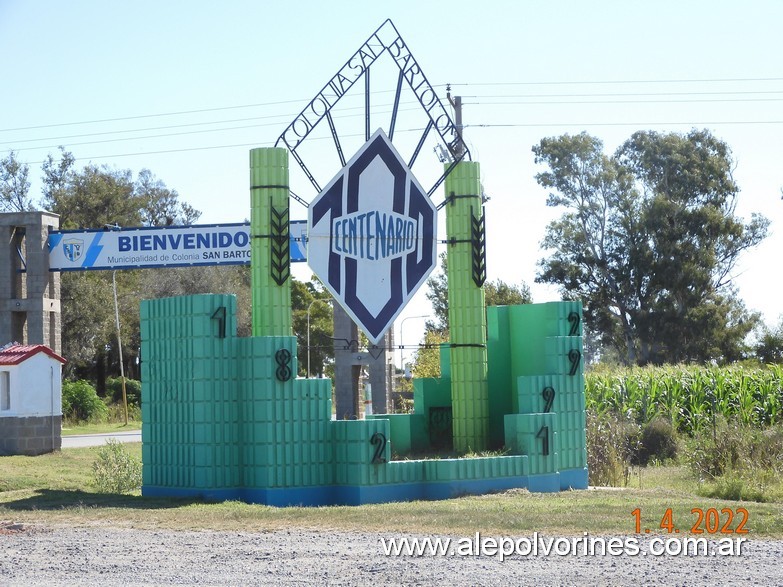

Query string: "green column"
[444, 161, 489, 452]
[250, 148, 292, 337]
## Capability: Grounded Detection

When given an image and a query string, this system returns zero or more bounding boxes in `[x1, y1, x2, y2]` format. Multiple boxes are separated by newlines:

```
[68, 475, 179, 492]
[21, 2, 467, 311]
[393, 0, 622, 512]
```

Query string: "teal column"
[249, 148, 292, 337]
[444, 161, 489, 452]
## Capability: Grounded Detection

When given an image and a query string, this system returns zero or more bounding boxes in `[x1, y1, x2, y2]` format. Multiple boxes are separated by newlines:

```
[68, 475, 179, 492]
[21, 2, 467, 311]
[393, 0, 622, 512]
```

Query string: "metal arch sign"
[276, 19, 470, 199]
[307, 129, 437, 344]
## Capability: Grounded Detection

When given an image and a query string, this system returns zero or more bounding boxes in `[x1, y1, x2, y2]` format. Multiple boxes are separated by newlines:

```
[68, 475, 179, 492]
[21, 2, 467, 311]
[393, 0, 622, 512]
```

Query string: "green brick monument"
[141, 20, 588, 505]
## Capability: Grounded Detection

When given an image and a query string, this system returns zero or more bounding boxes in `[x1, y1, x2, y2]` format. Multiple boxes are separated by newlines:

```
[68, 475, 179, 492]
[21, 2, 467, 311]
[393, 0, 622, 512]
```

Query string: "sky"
[2, 0, 782, 366]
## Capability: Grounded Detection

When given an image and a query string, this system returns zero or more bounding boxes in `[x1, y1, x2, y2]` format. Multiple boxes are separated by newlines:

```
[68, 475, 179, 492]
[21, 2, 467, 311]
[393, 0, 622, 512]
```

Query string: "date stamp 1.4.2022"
[632, 507, 749, 535]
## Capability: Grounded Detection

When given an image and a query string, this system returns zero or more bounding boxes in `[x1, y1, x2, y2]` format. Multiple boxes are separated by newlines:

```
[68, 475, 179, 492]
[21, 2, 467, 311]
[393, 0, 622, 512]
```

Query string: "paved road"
[61, 430, 141, 449]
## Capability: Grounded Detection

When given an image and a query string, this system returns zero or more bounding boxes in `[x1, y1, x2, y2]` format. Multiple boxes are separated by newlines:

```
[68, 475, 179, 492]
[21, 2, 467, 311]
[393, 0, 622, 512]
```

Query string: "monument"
[139, 20, 588, 505]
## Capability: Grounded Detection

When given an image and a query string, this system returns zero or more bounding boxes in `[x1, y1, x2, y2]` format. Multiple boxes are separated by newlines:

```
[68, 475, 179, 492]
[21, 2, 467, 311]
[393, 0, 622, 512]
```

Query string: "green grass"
[1, 445, 782, 537]
[0, 444, 106, 493]
[630, 464, 695, 493]
[61, 420, 142, 436]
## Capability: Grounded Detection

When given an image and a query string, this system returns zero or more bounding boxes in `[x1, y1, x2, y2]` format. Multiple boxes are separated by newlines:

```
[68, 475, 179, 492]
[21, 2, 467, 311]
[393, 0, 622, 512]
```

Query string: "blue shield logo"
[63, 238, 84, 263]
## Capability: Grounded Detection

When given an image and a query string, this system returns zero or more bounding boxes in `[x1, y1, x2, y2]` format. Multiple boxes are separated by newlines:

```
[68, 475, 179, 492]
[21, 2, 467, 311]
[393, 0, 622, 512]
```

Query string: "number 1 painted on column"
[536, 425, 550, 456]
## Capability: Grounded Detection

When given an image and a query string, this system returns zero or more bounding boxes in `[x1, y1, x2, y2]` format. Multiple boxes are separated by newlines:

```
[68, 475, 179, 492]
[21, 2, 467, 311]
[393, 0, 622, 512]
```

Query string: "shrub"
[635, 416, 678, 465]
[754, 426, 783, 472]
[62, 380, 109, 423]
[392, 394, 414, 414]
[686, 418, 783, 502]
[106, 402, 141, 422]
[697, 473, 768, 502]
[106, 377, 141, 407]
[586, 409, 640, 486]
[92, 439, 142, 494]
[686, 417, 747, 479]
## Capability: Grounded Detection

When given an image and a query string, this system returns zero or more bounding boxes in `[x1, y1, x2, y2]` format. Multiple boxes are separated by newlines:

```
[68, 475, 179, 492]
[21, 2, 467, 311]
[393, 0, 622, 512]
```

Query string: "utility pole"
[446, 84, 465, 158]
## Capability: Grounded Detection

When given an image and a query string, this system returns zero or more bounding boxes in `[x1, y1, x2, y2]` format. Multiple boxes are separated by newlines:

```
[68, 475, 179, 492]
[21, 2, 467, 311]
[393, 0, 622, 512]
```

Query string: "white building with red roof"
[0, 343, 66, 456]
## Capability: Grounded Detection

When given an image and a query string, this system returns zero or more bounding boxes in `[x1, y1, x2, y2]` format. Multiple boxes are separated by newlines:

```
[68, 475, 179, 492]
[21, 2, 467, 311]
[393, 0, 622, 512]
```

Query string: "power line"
[0, 87, 418, 134]
[0, 113, 294, 147]
[12, 121, 286, 153]
[460, 90, 783, 99]
[0, 100, 425, 148]
[466, 120, 783, 128]
[5, 76, 779, 135]
[9, 91, 772, 151]
[7, 90, 777, 151]
[5, 93, 776, 151]
[26, 126, 428, 165]
[25, 117, 782, 166]
[0, 98, 312, 134]
[465, 98, 783, 106]
[448, 77, 783, 87]
[8, 105, 423, 153]
[27, 141, 272, 165]
[8, 75, 782, 163]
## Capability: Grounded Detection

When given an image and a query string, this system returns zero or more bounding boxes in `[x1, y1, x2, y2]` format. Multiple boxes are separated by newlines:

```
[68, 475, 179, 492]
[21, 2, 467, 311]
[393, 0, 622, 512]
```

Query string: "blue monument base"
[559, 467, 589, 490]
[142, 470, 582, 507]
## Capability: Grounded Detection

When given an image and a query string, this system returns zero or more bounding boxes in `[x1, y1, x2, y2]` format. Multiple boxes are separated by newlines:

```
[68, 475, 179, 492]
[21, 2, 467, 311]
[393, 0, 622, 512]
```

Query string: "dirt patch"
[0, 521, 28, 535]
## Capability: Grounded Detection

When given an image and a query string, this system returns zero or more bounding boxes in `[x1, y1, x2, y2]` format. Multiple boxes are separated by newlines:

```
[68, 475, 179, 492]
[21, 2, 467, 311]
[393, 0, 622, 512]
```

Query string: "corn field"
[585, 364, 783, 435]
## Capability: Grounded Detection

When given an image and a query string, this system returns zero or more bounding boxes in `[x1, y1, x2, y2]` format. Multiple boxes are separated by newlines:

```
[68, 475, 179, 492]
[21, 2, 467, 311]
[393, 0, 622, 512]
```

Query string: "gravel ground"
[1, 524, 781, 586]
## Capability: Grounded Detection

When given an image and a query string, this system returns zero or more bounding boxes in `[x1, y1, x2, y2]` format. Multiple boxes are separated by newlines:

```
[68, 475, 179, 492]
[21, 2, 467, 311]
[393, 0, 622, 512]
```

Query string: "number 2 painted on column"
[370, 432, 387, 464]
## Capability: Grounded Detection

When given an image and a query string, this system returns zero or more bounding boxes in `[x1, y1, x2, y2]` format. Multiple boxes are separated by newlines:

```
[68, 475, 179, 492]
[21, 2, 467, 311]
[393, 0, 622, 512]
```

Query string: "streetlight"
[399, 315, 429, 371]
[106, 223, 128, 426]
[307, 298, 333, 378]
[112, 270, 128, 425]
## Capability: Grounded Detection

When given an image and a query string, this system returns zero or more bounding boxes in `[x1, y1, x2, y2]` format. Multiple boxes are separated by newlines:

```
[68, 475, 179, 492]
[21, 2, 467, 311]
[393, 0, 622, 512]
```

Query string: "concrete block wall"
[0, 212, 61, 353]
[141, 294, 588, 505]
[498, 302, 588, 489]
[238, 336, 333, 489]
[374, 301, 588, 491]
[141, 294, 238, 491]
[142, 294, 335, 499]
[0, 415, 62, 456]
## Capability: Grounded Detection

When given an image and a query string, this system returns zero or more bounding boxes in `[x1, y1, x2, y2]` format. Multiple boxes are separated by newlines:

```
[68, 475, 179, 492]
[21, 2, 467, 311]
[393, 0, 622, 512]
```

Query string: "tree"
[39, 149, 203, 385]
[755, 316, 783, 364]
[418, 252, 533, 377]
[411, 330, 449, 379]
[0, 151, 32, 212]
[41, 157, 143, 382]
[140, 264, 252, 335]
[533, 130, 769, 365]
[42, 162, 142, 229]
[41, 146, 75, 209]
[424, 253, 450, 334]
[136, 168, 201, 226]
[59, 272, 116, 379]
[485, 279, 533, 307]
[424, 252, 532, 334]
[291, 276, 334, 377]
